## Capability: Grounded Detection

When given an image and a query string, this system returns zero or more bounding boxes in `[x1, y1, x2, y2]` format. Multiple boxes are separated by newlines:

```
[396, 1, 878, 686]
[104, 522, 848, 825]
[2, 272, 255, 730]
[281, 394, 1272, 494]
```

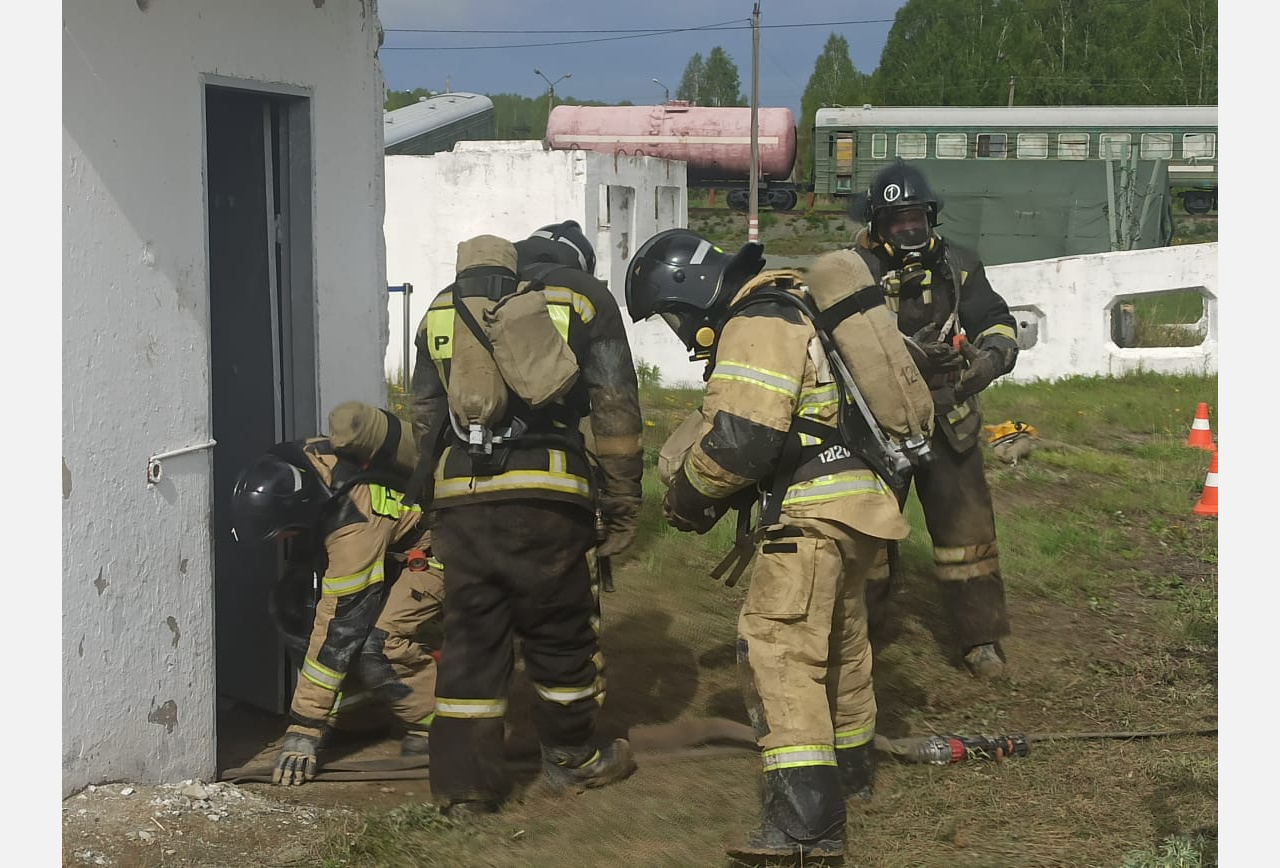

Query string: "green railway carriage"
[811, 105, 1218, 214]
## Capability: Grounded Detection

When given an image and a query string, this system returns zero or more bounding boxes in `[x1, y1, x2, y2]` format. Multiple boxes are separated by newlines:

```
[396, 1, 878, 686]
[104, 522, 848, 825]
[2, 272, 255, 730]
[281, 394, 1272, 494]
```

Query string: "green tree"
[702, 46, 745, 107]
[384, 88, 436, 111]
[798, 34, 871, 181]
[676, 53, 705, 104]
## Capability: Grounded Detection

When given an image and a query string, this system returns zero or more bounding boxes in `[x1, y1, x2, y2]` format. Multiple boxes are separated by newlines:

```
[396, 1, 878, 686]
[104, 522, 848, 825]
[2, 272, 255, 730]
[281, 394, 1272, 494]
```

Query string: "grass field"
[347, 373, 1218, 867]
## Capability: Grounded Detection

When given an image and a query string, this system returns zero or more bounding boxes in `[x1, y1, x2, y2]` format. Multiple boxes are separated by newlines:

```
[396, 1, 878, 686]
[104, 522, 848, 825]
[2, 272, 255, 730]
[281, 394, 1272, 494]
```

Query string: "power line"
[380, 18, 749, 52]
[382, 18, 894, 36]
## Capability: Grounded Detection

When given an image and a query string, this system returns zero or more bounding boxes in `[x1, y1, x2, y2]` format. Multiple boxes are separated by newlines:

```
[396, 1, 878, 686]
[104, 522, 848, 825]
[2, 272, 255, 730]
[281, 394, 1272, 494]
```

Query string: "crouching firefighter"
[409, 229, 644, 816]
[626, 229, 929, 861]
[851, 158, 1021, 677]
[230, 401, 446, 785]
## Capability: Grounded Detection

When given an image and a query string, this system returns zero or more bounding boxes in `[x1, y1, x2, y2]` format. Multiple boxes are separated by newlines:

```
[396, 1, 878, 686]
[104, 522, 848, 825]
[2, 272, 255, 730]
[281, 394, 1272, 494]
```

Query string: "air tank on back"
[544, 103, 797, 185]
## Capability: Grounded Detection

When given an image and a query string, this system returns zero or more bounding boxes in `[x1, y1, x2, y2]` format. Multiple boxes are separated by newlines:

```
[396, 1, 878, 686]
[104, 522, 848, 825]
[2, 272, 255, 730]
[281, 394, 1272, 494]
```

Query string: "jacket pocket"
[743, 536, 817, 620]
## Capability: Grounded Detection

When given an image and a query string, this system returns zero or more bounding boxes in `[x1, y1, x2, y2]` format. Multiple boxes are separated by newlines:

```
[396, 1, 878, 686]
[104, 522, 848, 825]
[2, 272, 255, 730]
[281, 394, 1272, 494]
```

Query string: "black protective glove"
[954, 341, 1002, 402]
[596, 494, 642, 558]
[273, 729, 321, 786]
[930, 384, 959, 418]
[663, 469, 729, 535]
[910, 325, 964, 375]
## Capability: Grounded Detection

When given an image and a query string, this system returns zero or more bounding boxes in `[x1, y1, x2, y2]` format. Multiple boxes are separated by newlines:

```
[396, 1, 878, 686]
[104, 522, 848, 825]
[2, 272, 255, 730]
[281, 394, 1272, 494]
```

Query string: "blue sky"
[376, 1, 908, 116]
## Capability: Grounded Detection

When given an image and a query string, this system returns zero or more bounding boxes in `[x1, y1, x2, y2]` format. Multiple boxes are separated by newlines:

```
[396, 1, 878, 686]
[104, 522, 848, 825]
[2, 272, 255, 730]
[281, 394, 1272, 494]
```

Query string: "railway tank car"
[544, 103, 799, 210]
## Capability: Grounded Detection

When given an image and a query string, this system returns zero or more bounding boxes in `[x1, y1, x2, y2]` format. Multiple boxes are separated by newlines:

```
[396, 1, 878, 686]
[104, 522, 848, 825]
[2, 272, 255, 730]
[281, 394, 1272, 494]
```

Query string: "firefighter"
[409, 223, 644, 816]
[230, 436, 445, 785]
[625, 228, 912, 860]
[850, 158, 1020, 678]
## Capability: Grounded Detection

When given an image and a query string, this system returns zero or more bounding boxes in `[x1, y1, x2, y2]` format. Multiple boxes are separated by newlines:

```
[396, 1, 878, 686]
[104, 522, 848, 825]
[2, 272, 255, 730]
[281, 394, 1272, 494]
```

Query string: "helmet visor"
[881, 205, 931, 252]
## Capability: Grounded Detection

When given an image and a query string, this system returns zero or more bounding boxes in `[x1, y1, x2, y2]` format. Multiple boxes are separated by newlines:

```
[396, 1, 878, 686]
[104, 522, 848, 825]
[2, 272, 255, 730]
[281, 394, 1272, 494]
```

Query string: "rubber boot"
[837, 741, 875, 801]
[400, 731, 430, 757]
[541, 738, 637, 793]
[724, 765, 846, 861]
[964, 642, 1005, 678]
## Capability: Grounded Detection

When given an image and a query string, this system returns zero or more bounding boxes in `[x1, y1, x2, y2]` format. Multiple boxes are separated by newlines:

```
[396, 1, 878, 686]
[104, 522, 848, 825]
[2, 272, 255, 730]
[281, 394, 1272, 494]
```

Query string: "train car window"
[977, 133, 1007, 159]
[896, 133, 927, 159]
[1058, 133, 1090, 160]
[1140, 133, 1175, 159]
[936, 133, 967, 159]
[1099, 133, 1133, 160]
[1017, 133, 1048, 159]
[1183, 133, 1216, 160]
[871, 134, 887, 159]
[835, 135, 855, 171]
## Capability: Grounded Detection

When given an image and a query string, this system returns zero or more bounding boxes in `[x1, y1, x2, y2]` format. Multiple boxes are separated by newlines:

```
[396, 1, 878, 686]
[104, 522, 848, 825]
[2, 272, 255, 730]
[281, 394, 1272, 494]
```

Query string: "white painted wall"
[383, 142, 691, 383]
[987, 243, 1218, 383]
[584, 242, 1219, 389]
[62, 0, 386, 796]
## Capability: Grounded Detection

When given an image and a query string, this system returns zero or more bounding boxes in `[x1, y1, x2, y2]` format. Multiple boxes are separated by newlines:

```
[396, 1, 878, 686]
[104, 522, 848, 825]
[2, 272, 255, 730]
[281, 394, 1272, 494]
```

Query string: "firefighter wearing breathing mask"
[627, 228, 913, 861]
[409, 224, 644, 817]
[851, 159, 1020, 678]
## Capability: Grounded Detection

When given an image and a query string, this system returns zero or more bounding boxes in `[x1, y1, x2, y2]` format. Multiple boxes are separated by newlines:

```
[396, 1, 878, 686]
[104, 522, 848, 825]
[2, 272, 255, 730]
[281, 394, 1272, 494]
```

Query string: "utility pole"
[748, 1, 761, 244]
[1007, 76, 1016, 107]
[652, 78, 670, 105]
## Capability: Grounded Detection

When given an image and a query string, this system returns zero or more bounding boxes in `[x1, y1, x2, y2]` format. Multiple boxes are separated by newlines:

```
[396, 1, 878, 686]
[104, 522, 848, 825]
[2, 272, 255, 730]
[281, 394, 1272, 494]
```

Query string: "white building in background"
[383, 141, 698, 387]
[63, 0, 390, 796]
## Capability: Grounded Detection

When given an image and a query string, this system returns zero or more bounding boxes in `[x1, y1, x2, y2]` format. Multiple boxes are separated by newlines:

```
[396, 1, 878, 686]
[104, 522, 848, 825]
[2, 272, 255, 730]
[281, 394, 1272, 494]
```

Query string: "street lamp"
[652, 77, 670, 105]
[534, 68, 572, 116]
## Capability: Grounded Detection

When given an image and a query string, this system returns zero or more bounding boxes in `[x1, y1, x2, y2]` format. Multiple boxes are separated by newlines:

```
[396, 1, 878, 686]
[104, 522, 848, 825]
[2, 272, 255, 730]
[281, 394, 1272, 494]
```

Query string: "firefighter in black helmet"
[627, 228, 912, 860]
[231, 437, 446, 785]
[852, 159, 1020, 678]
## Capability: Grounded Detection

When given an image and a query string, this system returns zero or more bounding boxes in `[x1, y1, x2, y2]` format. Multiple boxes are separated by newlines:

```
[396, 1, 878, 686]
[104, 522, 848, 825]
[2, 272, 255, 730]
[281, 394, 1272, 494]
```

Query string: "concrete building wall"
[62, 0, 386, 795]
[383, 142, 688, 381]
[988, 242, 1218, 383]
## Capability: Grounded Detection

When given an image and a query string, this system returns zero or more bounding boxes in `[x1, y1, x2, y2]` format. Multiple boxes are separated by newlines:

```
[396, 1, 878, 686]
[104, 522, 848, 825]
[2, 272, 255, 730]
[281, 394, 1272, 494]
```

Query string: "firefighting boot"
[724, 766, 846, 861]
[964, 643, 1005, 678]
[400, 731, 430, 757]
[541, 738, 637, 793]
[836, 741, 876, 801]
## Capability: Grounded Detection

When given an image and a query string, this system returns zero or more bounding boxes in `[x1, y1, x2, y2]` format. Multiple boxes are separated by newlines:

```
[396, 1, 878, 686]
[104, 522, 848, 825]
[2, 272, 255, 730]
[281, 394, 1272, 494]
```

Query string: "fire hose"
[219, 720, 1217, 783]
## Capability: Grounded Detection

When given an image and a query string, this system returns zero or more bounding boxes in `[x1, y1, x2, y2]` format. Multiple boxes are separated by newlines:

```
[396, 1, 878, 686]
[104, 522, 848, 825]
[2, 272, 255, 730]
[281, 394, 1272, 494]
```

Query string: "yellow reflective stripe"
[533, 681, 600, 704]
[435, 470, 592, 499]
[436, 697, 508, 718]
[710, 361, 801, 397]
[427, 556, 445, 572]
[368, 484, 422, 520]
[684, 459, 724, 499]
[322, 560, 385, 596]
[549, 449, 567, 474]
[782, 472, 887, 506]
[331, 690, 372, 712]
[798, 384, 838, 412]
[416, 712, 435, 728]
[761, 744, 838, 771]
[545, 300, 570, 337]
[543, 286, 596, 323]
[835, 725, 875, 749]
[933, 546, 969, 564]
[301, 658, 343, 691]
[976, 323, 1016, 341]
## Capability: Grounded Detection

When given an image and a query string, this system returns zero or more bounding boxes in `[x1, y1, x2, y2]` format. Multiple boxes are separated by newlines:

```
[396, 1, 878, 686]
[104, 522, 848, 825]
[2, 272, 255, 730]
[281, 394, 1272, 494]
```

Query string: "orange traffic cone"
[1185, 402, 1214, 451]
[1192, 449, 1218, 516]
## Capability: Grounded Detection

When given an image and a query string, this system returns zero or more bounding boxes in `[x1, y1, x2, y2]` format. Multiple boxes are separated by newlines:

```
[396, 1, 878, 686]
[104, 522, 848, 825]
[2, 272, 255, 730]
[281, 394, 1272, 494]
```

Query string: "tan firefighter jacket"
[410, 262, 643, 516]
[853, 228, 1019, 451]
[285, 437, 438, 736]
[671, 271, 909, 541]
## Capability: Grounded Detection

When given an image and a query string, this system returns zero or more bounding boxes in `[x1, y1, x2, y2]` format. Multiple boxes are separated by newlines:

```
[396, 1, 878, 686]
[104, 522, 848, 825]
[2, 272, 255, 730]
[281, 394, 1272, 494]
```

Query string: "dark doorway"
[205, 83, 316, 727]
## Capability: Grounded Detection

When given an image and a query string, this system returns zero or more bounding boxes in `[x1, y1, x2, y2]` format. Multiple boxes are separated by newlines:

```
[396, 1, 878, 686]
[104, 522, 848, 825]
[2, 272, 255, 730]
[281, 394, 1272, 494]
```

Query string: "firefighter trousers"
[350, 566, 445, 735]
[738, 516, 880, 802]
[429, 501, 601, 806]
[866, 429, 1010, 650]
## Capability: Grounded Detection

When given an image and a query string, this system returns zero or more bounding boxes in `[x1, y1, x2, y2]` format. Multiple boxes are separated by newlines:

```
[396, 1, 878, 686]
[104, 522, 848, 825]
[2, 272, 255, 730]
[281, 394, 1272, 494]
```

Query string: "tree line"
[386, 0, 1216, 179]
